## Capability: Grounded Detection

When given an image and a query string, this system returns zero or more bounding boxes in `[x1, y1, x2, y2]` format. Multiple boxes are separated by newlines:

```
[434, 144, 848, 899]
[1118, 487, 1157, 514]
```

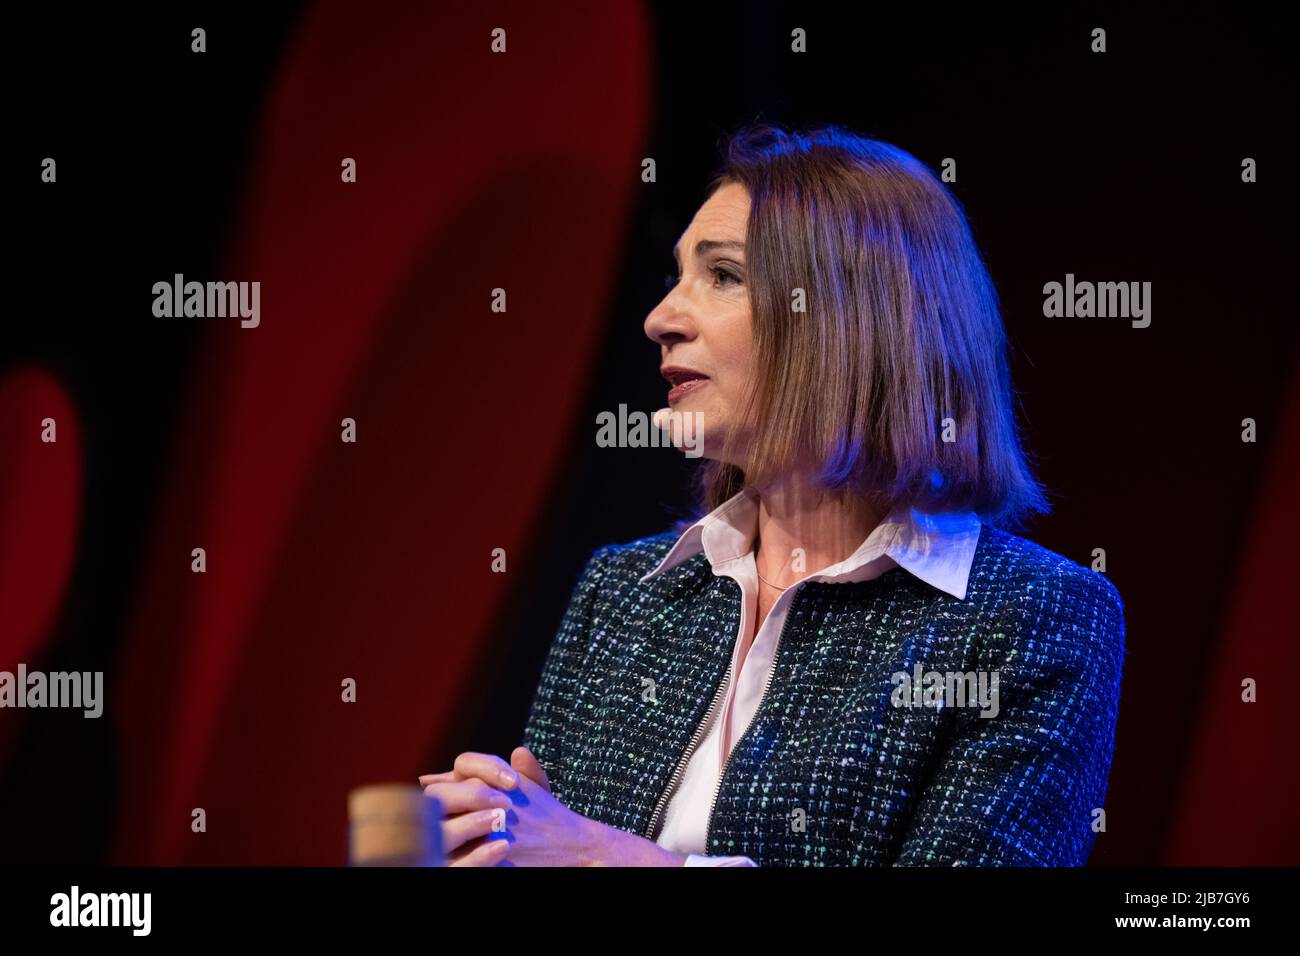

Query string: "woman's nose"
[644, 294, 696, 347]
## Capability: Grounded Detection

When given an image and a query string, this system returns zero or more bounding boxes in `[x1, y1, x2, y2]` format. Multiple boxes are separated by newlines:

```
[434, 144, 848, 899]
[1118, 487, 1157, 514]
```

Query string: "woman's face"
[644, 181, 755, 466]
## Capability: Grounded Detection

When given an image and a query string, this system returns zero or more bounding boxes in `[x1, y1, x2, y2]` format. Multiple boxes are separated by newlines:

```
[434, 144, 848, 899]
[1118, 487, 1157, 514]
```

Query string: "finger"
[422, 752, 521, 789]
[442, 807, 510, 855]
[448, 837, 508, 867]
[418, 771, 462, 786]
[453, 751, 521, 791]
[423, 779, 513, 815]
[448, 835, 510, 867]
[510, 746, 550, 793]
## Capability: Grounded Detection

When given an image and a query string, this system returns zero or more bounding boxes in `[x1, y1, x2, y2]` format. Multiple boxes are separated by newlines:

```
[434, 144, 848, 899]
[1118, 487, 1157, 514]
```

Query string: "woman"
[419, 123, 1126, 867]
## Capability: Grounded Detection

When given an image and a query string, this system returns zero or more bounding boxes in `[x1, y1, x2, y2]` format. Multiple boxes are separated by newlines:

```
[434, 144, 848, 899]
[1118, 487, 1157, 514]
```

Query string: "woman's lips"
[667, 377, 708, 405]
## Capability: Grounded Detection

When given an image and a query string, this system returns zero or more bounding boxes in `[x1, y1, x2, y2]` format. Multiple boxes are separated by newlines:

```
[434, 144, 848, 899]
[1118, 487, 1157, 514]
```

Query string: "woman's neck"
[752, 478, 884, 587]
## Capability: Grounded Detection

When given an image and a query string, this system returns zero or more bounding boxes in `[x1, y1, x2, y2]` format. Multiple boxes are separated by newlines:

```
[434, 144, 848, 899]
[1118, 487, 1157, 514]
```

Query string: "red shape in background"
[1163, 348, 1300, 864]
[0, 368, 83, 768]
[110, 2, 651, 863]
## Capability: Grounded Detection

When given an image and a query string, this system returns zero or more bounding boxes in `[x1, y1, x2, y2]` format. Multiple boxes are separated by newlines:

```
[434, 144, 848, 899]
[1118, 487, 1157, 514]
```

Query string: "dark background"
[2, 3, 1296, 865]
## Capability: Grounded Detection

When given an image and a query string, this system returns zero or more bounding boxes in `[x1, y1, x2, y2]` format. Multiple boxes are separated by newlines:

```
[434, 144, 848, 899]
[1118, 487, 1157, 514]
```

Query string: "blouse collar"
[638, 488, 982, 600]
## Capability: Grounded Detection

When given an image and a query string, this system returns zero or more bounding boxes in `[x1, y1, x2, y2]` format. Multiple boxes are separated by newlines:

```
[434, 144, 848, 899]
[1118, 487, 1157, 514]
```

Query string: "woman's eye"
[663, 267, 742, 291]
[710, 266, 741, 288]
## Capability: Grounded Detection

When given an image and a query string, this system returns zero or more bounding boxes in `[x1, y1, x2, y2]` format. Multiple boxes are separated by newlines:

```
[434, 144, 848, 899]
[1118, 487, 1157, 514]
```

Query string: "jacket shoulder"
[974, 524, 1124, 612]
[583, 529, 683, 581]
[973, 526, 1126, 669]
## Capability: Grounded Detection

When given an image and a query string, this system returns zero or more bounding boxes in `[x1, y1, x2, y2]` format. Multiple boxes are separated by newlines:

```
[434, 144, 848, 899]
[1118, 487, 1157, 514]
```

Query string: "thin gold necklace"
[756, 569, 791, 591]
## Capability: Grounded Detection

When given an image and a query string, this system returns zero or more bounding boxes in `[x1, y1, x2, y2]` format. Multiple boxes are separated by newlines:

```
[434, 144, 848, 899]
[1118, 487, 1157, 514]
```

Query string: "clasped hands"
[418, 746, 687, 867]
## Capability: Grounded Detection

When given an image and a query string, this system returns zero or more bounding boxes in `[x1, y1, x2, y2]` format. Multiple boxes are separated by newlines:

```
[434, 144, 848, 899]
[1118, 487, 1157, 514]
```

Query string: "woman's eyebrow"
[672, 238, 747, 267]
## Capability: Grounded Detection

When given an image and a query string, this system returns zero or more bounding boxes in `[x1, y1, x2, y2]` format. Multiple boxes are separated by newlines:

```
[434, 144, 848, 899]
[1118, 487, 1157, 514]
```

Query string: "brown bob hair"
[687, 122, 1051, 532]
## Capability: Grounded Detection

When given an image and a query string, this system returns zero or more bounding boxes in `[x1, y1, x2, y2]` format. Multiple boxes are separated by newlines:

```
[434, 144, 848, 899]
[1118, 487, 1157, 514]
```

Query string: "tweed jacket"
[521, 521, 1126, 866]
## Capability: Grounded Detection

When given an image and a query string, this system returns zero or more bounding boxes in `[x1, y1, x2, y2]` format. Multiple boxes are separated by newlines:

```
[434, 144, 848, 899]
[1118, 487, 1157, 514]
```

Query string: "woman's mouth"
[662, 366, 709, 405]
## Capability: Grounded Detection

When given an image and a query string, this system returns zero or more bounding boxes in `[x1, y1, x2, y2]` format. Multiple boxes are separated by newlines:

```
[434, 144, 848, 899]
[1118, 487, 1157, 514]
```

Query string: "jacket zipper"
[644, 652, 733, 841]
[702, 593, 794, 854]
